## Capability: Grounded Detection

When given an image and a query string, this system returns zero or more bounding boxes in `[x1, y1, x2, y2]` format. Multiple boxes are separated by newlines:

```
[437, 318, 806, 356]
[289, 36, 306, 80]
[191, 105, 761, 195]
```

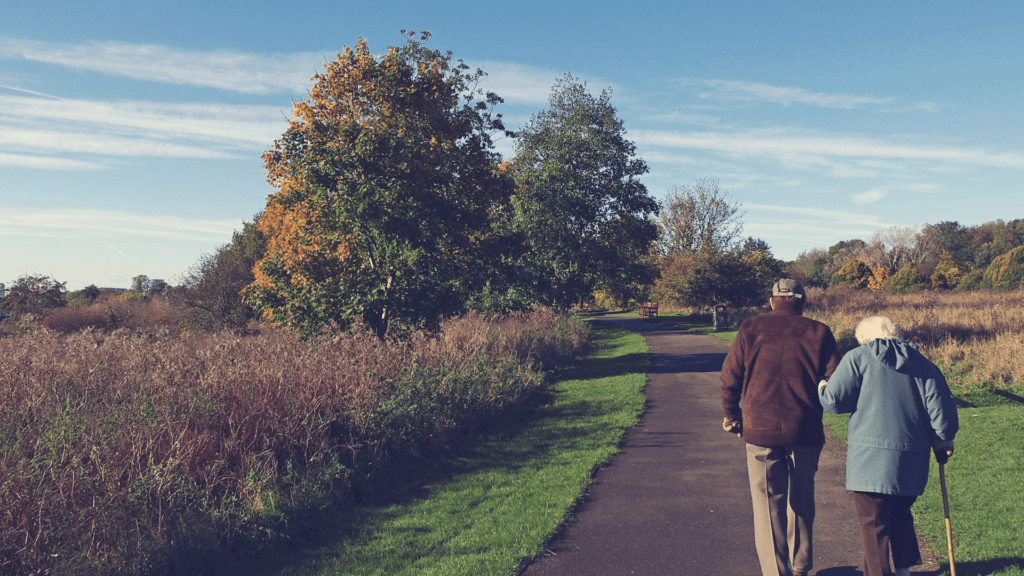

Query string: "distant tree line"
[785, 219, 1024, 293]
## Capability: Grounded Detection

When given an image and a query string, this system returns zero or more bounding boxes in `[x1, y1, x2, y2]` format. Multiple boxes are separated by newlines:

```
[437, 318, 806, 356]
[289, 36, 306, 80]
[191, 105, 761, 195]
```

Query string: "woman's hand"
[932, 439, 954, 464]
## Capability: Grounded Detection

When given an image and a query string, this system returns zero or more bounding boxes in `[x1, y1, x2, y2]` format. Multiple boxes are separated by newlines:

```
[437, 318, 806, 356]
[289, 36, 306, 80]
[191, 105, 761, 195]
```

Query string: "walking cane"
[938, 459, 956, 576]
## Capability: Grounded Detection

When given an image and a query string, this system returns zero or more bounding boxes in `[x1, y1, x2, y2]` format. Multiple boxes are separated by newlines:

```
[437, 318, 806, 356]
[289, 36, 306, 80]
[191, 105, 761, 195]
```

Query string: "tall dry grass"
[804, 287, 1024, 389]
[0, 309, 589, 575]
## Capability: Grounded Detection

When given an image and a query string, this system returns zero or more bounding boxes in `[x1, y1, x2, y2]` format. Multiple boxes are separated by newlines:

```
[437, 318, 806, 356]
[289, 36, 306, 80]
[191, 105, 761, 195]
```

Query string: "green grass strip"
[917, 403, 1024, 575]
[254, 320, 649, 576]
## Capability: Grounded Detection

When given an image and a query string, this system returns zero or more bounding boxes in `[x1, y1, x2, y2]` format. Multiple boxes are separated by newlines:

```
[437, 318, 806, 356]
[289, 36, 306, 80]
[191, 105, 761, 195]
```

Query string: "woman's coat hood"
[864, 338, 919, 372]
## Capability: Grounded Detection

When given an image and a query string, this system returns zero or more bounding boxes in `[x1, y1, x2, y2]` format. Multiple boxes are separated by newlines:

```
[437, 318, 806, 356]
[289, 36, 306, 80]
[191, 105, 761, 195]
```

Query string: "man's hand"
[723, 416, 742, 437]
[932, 439, 954, 464]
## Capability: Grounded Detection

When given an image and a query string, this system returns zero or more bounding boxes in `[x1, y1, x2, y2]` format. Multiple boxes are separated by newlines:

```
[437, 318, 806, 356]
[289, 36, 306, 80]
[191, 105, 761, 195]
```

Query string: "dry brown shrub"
[804, 287, 1024, 389]
[36, 294, 186, 334]
[40, 305, 110, 331]
[0, 308, 587, 575]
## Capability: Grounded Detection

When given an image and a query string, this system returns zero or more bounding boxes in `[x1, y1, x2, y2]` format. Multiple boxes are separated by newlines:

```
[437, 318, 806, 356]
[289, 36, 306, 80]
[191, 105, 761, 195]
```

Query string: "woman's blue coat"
[819, 338, 959, 495]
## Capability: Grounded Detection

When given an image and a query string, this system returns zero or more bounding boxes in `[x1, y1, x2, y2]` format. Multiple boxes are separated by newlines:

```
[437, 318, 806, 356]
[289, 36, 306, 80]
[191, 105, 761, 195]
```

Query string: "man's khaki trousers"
[745, 443, 823, 576]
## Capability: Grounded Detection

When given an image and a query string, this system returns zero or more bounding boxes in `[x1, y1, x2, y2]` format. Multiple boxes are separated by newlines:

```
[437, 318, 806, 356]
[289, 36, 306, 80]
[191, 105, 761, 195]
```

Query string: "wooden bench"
[637, 301, 659, 318]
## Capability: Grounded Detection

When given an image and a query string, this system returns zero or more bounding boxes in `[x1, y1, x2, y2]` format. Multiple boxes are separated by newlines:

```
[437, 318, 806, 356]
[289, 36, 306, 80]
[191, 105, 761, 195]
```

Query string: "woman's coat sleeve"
[819, 353, 862, 415]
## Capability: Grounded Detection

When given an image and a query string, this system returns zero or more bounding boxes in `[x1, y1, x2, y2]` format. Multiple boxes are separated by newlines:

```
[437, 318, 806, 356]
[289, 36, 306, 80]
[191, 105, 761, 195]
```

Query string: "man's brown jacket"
[720, 309, 841, 447]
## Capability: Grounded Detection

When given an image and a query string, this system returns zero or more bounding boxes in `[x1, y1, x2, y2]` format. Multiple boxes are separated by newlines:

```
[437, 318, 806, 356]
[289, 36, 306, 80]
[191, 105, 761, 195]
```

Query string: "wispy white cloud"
[743, 203, 894, 250]
[474, 61, 562, 106]
[473, 62, 626, 110]
[0, 83, 62, 99]
[633, 128, 1024, 170]
[638, 150, 762, 188]
[745, 203, 892, 228]
[0, 93, 287, 145]
[0, 127, 241, 158]
[0, 38, 582, 107]
[0, 207, 240, 242]
[683, 79, 893, 109]
[641, 110, 727, 128]
[850, 187, 889, 204]
[0, 92, 288, 163]
[0, 151, 106, 170]
[100, 241, 128, 258]
[904, 101, 942, 113]
[850, 182, 943, 205]
[748, 222, 878, 242]
[0, 38, 318, 94]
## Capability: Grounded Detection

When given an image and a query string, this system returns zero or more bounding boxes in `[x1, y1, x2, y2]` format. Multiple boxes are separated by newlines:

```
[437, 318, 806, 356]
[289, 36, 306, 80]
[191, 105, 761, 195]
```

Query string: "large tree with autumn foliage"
[245, 32, 514, 338]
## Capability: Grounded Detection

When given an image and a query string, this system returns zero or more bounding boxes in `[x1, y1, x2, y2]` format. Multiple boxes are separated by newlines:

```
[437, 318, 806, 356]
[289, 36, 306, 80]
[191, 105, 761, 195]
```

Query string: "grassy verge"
[250, 320, 649, 576]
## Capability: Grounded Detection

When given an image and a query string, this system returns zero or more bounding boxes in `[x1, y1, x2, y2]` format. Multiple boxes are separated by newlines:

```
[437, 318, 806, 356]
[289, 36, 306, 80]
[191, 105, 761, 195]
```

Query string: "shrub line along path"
[523, 317, 939, 576]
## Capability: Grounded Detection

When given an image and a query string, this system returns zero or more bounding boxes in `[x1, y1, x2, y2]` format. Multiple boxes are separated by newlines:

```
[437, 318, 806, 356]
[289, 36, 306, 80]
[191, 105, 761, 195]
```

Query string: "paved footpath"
[522, 317, 939, 576]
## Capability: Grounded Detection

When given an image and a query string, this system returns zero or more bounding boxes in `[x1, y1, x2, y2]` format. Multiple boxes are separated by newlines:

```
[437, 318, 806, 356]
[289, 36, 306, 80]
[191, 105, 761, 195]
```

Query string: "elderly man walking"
[720, 279, 842, 576]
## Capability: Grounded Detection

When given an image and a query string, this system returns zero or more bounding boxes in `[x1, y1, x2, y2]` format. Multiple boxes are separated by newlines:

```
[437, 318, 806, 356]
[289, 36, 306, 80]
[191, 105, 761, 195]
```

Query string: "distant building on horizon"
[0, 283, 5, 298]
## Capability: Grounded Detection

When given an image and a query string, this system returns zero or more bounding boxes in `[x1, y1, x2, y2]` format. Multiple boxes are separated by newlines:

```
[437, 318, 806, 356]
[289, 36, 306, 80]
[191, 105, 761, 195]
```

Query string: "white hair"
[855, 316, 903, 345]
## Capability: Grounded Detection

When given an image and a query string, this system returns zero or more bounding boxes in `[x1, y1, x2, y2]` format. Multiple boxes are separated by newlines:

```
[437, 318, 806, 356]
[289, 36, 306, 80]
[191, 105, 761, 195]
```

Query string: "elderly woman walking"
[818, 316, 959, 576]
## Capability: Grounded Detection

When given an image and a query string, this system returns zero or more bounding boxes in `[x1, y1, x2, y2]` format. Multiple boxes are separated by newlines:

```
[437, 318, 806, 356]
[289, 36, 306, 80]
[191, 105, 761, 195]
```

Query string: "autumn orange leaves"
[247, 32, 514, 338]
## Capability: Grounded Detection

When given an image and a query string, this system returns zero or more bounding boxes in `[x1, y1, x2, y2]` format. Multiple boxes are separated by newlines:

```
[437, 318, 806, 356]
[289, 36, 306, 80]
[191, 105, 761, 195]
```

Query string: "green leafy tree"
[785, 248, 829, 288]
[656, 251, 718, 310]
[0, 275, 67, 316]
[504, 74, 659, 310]
[179, 217, 266, 330]
[653, 248, 772, 311]
[130, 275, 150, 293]
[732, 242, 785, 306]
[830, 259, 872, 289]
[683, 243, 782, 309]
[919, 221, 971, 275]
[887, 265, 924, 293]
[929, 251, 964, 290]
[956, 267, 986, 291]
[827, 238, 866, 261]
[245, 32, 514, 338]
[82, 284, 101, 301]
[824, 239, 867, 275]
[971, 219, 1024, 270]
[65, 284, 103, 308]
[599, 239, 659, 310]
[982, 245, 1024, 290]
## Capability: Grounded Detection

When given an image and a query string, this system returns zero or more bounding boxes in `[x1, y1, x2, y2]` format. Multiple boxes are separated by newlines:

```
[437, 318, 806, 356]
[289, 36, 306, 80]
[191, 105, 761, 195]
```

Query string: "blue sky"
[2, 1, 1021, 290]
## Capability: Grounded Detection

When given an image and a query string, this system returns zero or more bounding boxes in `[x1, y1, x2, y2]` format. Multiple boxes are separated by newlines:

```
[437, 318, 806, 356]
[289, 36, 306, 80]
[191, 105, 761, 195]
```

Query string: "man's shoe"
[793, 571, 808, 576]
